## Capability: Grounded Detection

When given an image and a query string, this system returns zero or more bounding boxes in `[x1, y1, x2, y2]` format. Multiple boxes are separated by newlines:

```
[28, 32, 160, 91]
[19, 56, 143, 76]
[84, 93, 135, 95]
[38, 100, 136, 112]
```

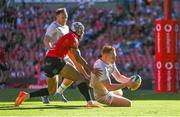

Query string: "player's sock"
[87, 100, 93, 104]
[29, 88, 49, 98]
[77, 82, 93, 103]
[56, 83, 68, 94]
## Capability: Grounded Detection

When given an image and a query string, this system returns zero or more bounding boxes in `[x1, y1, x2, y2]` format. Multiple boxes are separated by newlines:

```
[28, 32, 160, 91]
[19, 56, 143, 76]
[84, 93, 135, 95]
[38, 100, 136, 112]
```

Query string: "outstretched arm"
[101, 79, 132, 91]
[68, 48, 101, 77]
[112, 64, 130, 83]
[68, 50, 90, 80]
[69, 48, 94, 72]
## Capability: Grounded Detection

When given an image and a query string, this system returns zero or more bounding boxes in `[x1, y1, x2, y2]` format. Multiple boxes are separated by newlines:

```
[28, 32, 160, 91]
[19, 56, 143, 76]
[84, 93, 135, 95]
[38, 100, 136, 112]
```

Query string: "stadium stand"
[0, 0, 175, 89]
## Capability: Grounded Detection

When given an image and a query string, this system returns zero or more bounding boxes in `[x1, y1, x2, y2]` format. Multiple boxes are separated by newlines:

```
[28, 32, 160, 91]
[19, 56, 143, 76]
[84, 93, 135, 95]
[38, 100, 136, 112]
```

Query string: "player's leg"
[56, 75, 99, 107]
[46, 76, 58, 95]
[15, 58, 86, 107]
[29, 76, 58, 98]
[55, 57, 97, 105]
[56, 72, 99, 107]
[112, 89, 123, 96]
[55, 57, 75, 101]
[55, 57, 75, 102]
[57, 79, 73, 94]
[42, 57, 75, 103]
[15, 76, 58, 107]
[55, 78, 73, 102]
[75, 80, 99, 107]
[59, 64, 100, 107]
[59, 63, 82, 81]
[15, 57, 61, 106]
[110, 95, 131, 107]
[60, 64, 100, 107]
[41, 75, 59, 104]
[97, 92, 131, 107]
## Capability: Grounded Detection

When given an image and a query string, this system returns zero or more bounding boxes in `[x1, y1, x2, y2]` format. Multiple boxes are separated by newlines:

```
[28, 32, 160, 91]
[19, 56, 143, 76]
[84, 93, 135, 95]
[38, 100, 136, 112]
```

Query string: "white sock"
[56, 83, 67, 94]
[87, 100, 93, 104]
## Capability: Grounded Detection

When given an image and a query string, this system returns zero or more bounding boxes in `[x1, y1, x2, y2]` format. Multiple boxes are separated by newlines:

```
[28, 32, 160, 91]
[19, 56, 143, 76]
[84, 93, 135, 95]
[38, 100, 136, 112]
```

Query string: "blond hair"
[101, 45, 115, 54]
[56, 8, 67, 15]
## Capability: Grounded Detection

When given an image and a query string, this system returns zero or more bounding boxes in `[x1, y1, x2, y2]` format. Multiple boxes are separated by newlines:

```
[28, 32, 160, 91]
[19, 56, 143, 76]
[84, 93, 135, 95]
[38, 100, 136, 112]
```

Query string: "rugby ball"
[130, 74, 142, 91]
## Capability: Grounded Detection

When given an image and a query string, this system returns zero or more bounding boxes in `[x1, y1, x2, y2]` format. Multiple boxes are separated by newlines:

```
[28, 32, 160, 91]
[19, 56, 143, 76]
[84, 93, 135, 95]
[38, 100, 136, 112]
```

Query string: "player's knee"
[126, 101, 132, 107]
[118, 89, 123, 96]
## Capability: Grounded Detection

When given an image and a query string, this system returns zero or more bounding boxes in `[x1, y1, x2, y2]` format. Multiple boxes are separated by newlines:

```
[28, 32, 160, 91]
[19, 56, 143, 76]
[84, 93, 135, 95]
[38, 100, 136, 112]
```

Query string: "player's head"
[56, 8, 68, 25]
[101, 45, 116, 64]
[71, 22, 85, 38]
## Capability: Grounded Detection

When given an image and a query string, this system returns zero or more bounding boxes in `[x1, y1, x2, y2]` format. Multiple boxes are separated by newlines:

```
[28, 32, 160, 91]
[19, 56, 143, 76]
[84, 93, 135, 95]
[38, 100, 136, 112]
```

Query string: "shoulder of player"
[62, 32, 78, 45]
[45, 22, 56, 32]
[67, 32, 78, 41]
[93, 59, 106, 70]
[64, 25, 69, 29]
[49, 21, 56, 27]
[48, 21, 59, 29]
[64, 32, 73, 38]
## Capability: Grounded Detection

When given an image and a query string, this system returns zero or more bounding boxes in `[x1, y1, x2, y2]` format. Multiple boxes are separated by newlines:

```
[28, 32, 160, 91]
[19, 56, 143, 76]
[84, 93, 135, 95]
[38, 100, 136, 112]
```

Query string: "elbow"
[43, 38, 48, 45]
[43, 37, 51, 48]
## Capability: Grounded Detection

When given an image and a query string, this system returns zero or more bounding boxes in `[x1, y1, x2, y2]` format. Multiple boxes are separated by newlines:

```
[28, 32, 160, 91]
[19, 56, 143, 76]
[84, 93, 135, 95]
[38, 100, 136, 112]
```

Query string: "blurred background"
[0, 0, 179, 91]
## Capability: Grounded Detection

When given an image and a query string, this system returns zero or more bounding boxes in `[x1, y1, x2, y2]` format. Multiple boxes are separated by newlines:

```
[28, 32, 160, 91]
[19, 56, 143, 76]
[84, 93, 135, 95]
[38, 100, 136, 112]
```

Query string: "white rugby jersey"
[93, 59, 117, 82]
[45, 21, 70, 60]
[45, 21, 69, 45]
[90, 59, 118, 97]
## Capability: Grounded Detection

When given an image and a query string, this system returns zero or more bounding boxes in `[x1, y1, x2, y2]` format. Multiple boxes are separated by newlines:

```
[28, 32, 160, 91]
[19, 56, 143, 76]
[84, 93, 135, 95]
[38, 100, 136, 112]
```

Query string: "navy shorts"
[43, 57, 66, 78]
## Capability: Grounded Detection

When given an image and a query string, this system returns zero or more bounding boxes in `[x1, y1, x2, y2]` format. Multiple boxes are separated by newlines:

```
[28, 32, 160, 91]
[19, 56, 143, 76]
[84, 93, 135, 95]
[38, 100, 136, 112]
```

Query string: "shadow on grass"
[1, 89, 180, 102]
[0, 103, 85, 110]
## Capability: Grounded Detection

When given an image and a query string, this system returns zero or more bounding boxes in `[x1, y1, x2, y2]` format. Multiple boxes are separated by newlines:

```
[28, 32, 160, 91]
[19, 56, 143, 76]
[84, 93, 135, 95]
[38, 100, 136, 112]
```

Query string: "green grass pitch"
[0, 88, 180, 116]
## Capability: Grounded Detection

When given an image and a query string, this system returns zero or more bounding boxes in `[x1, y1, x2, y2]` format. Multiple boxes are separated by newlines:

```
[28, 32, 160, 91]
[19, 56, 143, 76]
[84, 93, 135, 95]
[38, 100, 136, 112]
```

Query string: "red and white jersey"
[46, 32, 79, 59]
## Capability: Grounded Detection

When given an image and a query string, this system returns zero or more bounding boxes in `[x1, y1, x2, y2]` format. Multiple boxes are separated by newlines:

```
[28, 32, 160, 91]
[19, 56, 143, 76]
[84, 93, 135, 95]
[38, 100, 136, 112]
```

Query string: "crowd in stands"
[0, 0, 169, 86]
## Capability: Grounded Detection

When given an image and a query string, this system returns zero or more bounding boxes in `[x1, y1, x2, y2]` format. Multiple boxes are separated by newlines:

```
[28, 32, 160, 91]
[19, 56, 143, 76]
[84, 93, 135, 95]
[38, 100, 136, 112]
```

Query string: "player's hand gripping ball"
[130, 74, 142, 91]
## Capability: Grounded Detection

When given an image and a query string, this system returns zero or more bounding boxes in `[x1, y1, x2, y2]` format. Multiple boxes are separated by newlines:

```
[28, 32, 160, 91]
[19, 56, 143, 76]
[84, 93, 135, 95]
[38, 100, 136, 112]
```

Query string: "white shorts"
[95, 92, 114, 105]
